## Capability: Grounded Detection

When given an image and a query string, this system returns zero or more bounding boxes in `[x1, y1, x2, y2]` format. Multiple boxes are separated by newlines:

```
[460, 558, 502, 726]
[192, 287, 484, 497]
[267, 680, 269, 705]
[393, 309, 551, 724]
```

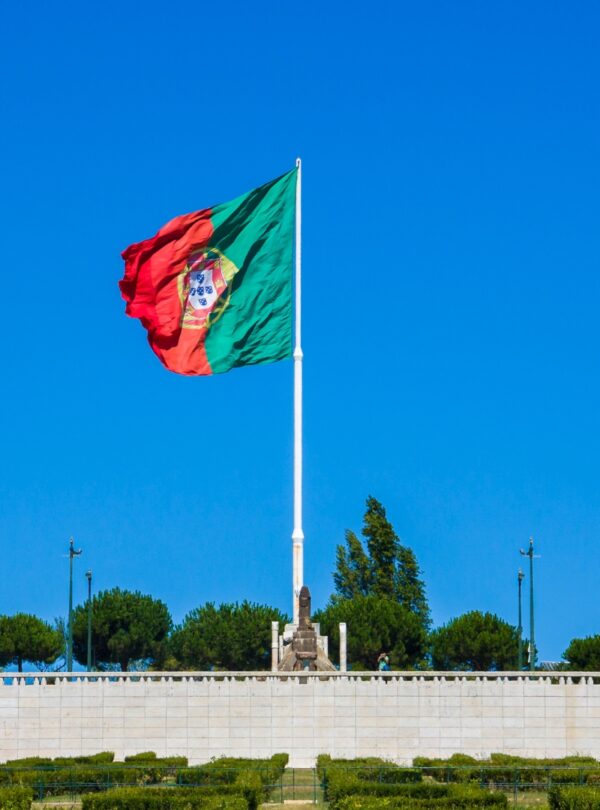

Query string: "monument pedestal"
[277, 586, 336, 671]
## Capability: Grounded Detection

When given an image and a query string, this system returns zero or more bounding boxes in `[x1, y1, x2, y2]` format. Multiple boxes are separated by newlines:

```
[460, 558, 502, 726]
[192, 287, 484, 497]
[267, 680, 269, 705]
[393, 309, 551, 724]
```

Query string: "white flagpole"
[292, 157, 303, 626]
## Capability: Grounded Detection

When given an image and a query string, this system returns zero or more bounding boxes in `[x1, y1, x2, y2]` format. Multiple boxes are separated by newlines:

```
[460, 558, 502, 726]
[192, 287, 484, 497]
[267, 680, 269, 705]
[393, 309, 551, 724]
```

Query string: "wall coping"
[2, 671, 599, 685]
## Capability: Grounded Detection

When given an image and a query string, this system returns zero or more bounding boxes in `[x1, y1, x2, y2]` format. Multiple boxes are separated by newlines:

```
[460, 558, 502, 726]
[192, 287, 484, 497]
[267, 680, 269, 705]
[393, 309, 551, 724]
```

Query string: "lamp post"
[517, 568, 524, 670]
[85, 570, 93, 672]
[67, 538, 82, 673]
[520, 537, 538, 672]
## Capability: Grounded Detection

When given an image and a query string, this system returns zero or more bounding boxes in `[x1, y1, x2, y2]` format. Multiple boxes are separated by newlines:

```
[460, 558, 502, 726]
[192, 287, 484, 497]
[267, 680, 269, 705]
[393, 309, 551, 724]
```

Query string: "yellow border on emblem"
[178, 247, 240, 330]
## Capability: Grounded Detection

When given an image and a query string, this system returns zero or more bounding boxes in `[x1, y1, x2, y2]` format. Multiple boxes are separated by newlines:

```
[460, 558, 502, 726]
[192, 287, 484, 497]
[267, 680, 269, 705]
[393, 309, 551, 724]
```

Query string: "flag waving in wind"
[120, 168, 297, 375]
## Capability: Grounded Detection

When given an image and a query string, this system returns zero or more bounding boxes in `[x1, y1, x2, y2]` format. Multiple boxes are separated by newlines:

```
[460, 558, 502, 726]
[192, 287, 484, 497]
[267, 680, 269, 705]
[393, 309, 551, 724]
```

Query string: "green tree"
[0, 614, 63, 672]
[170, 601, 289, 671]
[314, 595, 428, 670]
[71, 588, 172, 671]
[563, 635, 600, 671]
[334, 496, 430, 628]
[430, 611, 520, 671]
[333, 531, 370, 598]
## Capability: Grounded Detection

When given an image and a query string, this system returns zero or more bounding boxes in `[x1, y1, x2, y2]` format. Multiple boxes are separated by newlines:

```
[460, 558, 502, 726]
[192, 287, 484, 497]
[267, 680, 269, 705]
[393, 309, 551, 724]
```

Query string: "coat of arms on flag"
[178, 247, 239, 330]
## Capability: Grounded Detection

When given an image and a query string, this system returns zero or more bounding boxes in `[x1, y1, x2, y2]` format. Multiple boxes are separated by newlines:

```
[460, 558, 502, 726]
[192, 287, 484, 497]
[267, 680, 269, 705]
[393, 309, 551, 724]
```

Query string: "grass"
[261, 802, 325, 810]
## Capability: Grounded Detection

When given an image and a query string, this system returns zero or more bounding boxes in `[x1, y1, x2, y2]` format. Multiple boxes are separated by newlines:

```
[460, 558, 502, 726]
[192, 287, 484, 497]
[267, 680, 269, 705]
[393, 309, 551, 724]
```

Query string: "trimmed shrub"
[549, 786, 600, 810]
[411, 754, 600, 787]
[175, 768, 265, 808]
[53, 754, 115, 765]
[326, 774, 451, 806]
[5, 755, 114, 767]
[317, 756, 421, 792]
[81, 789, 247, 810]
[0, 766, 148, 796]
[0, 754, 280, 805]
[4, 760, 52, 768]
[334, 790, 507, 810]
[0, 760, 188, 796]
[0, 787, 33, 810]
[178, 754, 286, 790]
[124, 754, 157, 763]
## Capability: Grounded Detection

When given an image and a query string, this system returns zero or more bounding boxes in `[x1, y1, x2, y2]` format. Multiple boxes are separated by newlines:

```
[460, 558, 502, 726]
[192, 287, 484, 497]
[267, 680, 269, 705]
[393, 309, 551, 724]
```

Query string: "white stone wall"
[1, 672, 599, 768]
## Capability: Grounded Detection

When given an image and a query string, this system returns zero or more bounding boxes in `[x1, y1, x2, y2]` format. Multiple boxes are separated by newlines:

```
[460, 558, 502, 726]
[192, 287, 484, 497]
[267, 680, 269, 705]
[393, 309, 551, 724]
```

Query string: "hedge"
[318, 755, 405, 775]
[81, 789, 247, 810]
[0, 754, 284, 805]
[413, 754, 600, 786]
[0, 787, 33, 810]
[549, 787, 600, 810]
[334, 789, 507, 810]
[0, 759, 186, 796]
[178, 754, 288, 788]
[326, 776, 455, 807]
[5, 754, 115, 767]
[317, 755, 422, 792]
[0, 766, 153, 795]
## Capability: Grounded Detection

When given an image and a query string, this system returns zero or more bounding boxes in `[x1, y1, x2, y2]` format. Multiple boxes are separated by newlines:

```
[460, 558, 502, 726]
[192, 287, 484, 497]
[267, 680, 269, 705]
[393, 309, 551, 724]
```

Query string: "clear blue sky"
[1, 1, 598, 663]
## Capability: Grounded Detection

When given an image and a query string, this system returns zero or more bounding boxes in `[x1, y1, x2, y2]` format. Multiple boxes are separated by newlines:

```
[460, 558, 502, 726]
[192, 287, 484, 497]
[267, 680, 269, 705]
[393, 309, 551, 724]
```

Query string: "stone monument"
[277, 585, 336, 671]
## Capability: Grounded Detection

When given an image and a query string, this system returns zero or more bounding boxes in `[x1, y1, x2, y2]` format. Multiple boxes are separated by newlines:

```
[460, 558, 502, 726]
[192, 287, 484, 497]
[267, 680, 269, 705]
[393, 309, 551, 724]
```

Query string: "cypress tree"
[333, 530, 371, 598]
[332, 496, 430, 632]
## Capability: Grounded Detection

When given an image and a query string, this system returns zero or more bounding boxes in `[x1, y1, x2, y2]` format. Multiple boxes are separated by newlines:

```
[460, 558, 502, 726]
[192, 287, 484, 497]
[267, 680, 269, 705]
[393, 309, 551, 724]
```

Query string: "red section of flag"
[120, 208, 214, 374]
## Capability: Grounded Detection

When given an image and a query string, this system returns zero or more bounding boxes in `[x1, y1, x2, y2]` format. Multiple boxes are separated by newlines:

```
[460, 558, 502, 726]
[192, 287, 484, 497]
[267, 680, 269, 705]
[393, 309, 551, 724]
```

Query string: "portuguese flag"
[120, 168, 297, 375]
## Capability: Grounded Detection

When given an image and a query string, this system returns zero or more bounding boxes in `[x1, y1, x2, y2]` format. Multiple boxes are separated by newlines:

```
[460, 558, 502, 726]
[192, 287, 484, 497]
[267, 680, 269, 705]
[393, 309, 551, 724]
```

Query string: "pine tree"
[430, 611, 520, 671]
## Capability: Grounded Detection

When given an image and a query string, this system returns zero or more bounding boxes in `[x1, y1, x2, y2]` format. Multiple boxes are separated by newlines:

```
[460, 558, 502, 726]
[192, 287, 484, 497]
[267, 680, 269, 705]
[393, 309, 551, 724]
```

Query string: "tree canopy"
[563, 635, 600, 671]
[72, 588, 172, 671]
[169, 601, 289, 671]
[0, 613, 63, 671]
[333, 496, 430, 629]
[314, 595, 428, 670]
[430, 611, 520, 671]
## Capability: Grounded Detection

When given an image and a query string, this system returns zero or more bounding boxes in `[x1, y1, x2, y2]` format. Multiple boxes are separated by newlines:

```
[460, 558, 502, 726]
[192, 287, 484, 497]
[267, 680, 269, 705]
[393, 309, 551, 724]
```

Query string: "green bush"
[549, 786, 600, 810]
[177, 754, 268, 810]
[230, 773, 263, 810]
[334, 789, 507, 810]
[0, 754, 282, 805]
[0, 766, 148, 796]
[4, 754, 114, 767]
[53, 754, 115, 765]
[0, 787, 33, 810]
[124, 754, 157, 763]
[326, 774, 451, 807]
[4, 760, 52, 768]
[175, 769, 266, 809]
[410, 754, 600, 787]
[81, 788, 247, 810]
[317, 756, 421, 791]
[0, 760, 192, 796]
[178, 754, 286, 790]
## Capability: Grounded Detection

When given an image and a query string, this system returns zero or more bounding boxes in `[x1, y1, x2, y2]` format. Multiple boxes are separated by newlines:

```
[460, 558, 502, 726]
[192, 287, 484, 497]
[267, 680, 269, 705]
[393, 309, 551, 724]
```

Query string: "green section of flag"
[206, 168, 297, 374]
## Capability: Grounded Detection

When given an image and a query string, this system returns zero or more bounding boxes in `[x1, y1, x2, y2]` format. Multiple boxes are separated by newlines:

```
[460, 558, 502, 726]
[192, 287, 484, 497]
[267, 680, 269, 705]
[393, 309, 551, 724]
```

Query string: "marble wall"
[1, 672, 598, 767]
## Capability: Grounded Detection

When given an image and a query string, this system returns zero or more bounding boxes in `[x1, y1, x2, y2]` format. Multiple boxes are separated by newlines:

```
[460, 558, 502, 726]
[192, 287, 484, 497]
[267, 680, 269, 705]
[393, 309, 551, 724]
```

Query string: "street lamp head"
[69, 538, 82, 557]
[86, 570, 92, 580]
[518, 569, 524, 581]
